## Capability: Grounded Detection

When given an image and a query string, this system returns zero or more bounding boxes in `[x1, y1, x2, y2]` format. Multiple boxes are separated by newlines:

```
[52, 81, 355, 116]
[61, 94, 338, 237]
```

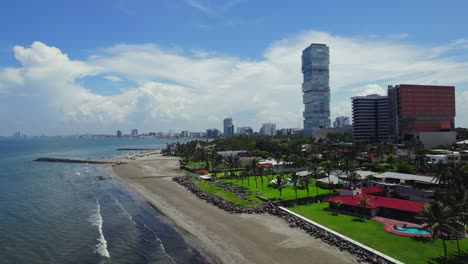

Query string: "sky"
[1, 0, 468, 136]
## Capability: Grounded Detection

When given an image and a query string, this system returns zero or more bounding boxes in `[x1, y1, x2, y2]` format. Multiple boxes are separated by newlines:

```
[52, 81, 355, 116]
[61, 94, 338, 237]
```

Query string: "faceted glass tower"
[302, 44, 331, 137]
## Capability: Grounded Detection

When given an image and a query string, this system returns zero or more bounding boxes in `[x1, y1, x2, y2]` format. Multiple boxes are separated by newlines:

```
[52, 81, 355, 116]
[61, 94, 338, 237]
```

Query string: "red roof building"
[327, 194, 425, 213]
[361, 186, 385, 195]
[195, 169, 209, 175]
[327, 193, 426, 221]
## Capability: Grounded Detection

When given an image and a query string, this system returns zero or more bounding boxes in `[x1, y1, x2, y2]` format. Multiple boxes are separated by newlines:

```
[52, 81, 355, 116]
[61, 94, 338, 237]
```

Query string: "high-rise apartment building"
[281, 128, 301, 135]
[260, 123, 276, 136]
[223, 117, 234, 137]
[237, 127, 253, 135]
[131, 129, 138, 137]
[333, 116, 350, 128]
[352, 94, 390, 142]
[206, 128, 220, 138]
[116, 130, 122, 137]
[302, 43, 331, 137]
[388, 84, 455, 142]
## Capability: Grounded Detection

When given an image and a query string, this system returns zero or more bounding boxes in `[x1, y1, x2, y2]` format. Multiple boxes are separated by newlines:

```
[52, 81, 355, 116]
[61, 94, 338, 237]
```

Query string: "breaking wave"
[112, 197, 136, 225]
[88, 200, 110, 258]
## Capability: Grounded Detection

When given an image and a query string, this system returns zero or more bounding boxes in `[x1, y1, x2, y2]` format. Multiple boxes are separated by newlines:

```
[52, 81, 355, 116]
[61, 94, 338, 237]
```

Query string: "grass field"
[290, 203, 467, 264]
[191, 178, 262, 207]
[220, 175, 334, 200]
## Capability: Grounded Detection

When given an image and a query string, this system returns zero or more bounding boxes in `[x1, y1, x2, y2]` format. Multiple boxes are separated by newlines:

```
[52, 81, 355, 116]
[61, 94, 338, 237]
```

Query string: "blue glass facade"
[302, 44, 331, 137]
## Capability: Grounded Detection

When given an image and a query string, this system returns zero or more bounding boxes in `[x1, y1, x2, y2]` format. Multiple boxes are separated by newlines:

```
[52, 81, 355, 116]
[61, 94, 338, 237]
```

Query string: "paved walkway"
[373, 216, 432, 238]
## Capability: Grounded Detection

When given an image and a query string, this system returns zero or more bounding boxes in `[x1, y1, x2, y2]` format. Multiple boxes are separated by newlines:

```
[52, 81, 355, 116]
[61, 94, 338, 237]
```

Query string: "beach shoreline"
[105, 153, 358, 264]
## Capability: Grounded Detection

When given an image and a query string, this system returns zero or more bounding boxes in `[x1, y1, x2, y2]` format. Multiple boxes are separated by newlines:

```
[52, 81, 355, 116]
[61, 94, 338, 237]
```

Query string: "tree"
[358, 196, 372, 220]
[346, 171, 360, 189]
[339, 159, 356, 183]
[334, 200, 343, 215]
[432, 162, 452, 186]
[259, 166, 266, 192]
[417, 200, 458, 261]
[301, 172, 312, 198]
[291, 172, 299, 202]
[272, 175, 288, 199]
[250, 158, 259, 191]
[321, 160, 335, 194]
[307, 159, 322, 198]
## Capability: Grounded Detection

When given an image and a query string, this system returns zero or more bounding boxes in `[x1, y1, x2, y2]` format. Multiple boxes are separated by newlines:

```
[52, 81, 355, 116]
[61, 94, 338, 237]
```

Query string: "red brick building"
[388, 84, 455, 143]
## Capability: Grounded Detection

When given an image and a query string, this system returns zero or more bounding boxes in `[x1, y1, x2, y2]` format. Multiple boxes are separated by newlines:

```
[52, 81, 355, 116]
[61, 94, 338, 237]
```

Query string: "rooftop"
[327, 194, 425, 213]
[361, 186, 385, 194]
[374, 172, 436, 184]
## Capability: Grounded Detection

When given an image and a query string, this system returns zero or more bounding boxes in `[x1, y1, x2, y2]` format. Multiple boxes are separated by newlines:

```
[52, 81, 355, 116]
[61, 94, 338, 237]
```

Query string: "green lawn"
[191, 178, 262, 207]
[220, 175, 333, 200]
[185, 161, 206, 170]
[290, 203, 467, 264]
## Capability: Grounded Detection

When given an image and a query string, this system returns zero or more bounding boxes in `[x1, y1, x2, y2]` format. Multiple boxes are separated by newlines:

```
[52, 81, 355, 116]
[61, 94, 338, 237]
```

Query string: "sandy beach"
[106, 153, 358, 264]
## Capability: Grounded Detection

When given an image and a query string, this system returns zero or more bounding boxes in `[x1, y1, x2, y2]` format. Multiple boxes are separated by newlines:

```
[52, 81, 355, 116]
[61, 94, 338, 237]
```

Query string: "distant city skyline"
[1, 1, 468, 136]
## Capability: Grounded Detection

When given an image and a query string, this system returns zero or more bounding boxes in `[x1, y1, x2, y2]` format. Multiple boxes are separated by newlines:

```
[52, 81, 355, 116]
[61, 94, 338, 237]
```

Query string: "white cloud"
[1, 31, 468, 135]
[354, 84, 386, 96]
[103, 75, 122, 82]
[0, 68, 23, 93]
[185, 0, 215, 15]
[185, 0, 241, 16]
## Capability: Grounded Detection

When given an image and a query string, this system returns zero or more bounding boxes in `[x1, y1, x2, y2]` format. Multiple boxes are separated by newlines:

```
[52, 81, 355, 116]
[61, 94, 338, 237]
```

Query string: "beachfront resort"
[166, 135, 468, 264]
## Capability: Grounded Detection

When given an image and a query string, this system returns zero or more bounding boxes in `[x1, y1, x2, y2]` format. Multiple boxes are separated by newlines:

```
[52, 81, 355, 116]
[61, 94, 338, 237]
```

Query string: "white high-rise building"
[237, 127, 253, 135]
[302, 43, 331, 137]
[260, 123, 276, 136]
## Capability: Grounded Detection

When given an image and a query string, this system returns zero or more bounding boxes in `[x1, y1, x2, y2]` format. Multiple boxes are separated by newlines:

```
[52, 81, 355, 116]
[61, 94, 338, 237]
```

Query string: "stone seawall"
[173, 175, 401, 264]
[34, 157, 123, 164]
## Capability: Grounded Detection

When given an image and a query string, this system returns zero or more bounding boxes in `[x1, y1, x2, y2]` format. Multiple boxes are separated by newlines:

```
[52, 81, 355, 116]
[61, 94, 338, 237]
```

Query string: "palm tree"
[334, 200, 343, 215]
[307, 159, 322, 198]
[259, 165, 265, 192]
[358, 196, 372, 220]
[321, 160, 334, 194]
[291, 172, 299, 202]
[273, 151, 283, 175]
[301, 173, 312, 198]
[272, 175, 288, 199]
[232, 156, 241, 182]
[432, 162, 451, 186]
[346, 171, 361, 189]
[417, 200, 458, 261]
[248, 158, 259, 187]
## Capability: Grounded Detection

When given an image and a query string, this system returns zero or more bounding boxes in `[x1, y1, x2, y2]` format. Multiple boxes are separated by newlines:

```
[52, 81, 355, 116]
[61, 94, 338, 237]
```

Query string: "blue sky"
[1, 0, 468, 135]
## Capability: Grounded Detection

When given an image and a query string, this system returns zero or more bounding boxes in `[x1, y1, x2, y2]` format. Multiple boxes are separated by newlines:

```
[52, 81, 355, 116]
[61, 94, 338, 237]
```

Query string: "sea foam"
[113, 197, 136, 225]
[88, 200, 110, 258]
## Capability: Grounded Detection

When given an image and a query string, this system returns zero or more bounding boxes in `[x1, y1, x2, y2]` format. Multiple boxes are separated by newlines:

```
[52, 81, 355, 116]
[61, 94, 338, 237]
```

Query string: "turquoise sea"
[0, 137, 207, 264]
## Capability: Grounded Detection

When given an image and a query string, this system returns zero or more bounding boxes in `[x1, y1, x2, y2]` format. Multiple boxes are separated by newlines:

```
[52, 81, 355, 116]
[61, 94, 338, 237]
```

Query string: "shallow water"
[0, 137, 207, 263]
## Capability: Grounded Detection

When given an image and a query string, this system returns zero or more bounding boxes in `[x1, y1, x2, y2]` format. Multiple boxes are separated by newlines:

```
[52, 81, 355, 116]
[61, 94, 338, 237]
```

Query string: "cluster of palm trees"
[172, 136, 467, 262]
[418, 163, 468, 261]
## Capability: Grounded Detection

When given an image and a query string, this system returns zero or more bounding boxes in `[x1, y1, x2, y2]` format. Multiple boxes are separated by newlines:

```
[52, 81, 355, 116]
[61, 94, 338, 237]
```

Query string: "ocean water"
[0, 137, 207, 264]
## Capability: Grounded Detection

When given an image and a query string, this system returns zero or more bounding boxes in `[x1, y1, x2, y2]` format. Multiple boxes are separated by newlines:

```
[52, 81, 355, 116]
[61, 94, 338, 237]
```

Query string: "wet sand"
[106, 153, 358, 264]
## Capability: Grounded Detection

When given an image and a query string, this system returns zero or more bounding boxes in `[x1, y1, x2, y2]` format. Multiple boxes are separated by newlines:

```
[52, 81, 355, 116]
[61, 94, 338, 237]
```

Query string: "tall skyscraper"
[352, 94, 390, 142]
[388, 84, 455, 143]
[131, 129, 138, 137]
[223, 117, 234, 137]
[302, 43, 331, 137]
[116, 130, 122, 137]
